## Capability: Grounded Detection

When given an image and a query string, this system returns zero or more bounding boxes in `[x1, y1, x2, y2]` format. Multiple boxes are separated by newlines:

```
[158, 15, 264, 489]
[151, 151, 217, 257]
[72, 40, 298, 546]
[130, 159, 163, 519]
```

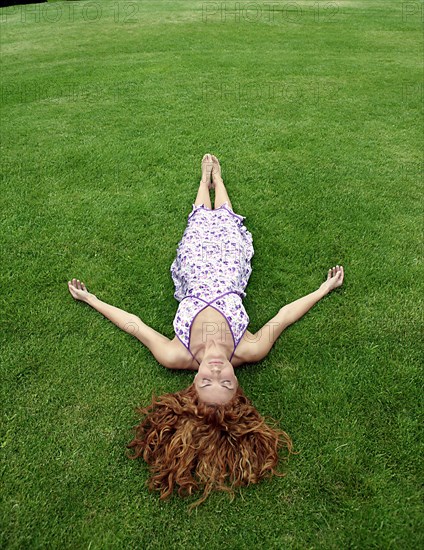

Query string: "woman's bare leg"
[214, 179, 233, 210]
[194, 154, 213, 208]
[212, 155, 233, 210]
[194, 180, 212, 209]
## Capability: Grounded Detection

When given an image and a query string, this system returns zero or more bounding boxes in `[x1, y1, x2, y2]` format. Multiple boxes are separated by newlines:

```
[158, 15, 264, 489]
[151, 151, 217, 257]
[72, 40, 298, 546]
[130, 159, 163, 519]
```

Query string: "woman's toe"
[211, 155, 220, 174]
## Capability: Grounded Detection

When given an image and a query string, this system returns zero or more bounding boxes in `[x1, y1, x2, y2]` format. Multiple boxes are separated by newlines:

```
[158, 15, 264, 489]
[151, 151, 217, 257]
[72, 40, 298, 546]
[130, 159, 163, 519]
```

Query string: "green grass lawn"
[1, 0, 423, 548]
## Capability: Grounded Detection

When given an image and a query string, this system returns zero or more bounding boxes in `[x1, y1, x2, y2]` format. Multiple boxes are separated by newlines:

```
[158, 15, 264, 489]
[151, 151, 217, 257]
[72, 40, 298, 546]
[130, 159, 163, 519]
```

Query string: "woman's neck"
[195, 336, 233, 364]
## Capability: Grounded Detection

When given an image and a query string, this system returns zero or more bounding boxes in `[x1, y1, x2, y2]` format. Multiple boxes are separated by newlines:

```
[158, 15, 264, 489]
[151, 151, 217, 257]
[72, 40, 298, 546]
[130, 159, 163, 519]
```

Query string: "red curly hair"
[127, 383, 294, 510]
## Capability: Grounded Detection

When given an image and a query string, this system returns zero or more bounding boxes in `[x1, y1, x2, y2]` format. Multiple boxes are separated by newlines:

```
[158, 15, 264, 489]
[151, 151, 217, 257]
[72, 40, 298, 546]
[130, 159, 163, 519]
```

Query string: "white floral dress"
[170, 202, 254, 365]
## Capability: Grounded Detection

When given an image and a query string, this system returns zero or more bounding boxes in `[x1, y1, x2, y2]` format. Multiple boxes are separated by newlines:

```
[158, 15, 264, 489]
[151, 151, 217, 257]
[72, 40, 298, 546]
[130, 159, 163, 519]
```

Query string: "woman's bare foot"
[201, 154, 214, 189]
[211, 155, 223, 188]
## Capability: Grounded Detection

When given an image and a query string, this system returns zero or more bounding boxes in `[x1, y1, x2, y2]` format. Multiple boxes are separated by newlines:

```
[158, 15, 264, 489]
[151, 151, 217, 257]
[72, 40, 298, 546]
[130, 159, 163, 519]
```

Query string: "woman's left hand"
[320, 265, 344, 293]
[68, 278, 94, 303]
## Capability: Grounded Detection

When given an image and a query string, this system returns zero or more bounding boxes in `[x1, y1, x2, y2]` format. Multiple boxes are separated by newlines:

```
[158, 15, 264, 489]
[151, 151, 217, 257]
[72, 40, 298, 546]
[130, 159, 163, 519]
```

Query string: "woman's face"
[194, 357, 238, 405]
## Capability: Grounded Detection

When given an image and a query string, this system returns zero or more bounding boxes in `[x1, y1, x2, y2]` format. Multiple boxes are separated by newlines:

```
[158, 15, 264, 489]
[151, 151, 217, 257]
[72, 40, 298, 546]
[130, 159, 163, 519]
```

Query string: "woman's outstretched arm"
[67, 278, 176, 367]
[244, 266, 344, 363]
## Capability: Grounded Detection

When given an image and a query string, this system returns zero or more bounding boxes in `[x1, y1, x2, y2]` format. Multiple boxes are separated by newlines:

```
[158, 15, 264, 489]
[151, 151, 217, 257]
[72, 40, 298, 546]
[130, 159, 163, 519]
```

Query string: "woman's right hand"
[68, 278, 94, 303]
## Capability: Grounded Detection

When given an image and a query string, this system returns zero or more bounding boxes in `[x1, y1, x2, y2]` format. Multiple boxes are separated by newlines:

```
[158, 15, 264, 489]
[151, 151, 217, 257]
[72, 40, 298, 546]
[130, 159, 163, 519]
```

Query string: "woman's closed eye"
[200, 379, 233, 388]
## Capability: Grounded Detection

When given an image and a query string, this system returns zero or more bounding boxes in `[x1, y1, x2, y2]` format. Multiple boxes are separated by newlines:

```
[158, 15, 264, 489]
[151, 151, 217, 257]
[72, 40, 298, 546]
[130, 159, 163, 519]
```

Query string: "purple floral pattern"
[170, 202, 254, 364]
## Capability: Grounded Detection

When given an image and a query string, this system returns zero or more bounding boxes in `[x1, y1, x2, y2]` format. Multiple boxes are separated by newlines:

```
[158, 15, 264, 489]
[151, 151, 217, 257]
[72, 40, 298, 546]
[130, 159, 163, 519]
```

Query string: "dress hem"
[189, 202, 246, 223]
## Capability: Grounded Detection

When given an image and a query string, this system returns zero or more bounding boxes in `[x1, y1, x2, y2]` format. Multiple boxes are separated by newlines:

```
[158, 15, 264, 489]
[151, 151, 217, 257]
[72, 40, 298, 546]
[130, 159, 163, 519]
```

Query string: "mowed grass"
[1, 0, 423, 548]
